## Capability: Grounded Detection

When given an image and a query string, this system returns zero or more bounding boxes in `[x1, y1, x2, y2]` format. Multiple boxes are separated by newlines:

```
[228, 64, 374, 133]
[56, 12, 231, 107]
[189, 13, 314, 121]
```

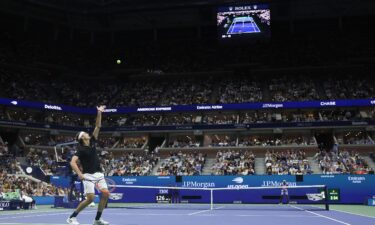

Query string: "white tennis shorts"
[83, 172, 108, 194]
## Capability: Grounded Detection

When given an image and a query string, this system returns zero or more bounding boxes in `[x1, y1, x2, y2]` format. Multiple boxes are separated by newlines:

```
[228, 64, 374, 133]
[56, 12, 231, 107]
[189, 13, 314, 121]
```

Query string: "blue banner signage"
[1, 97, 374, 115]
[50, 175, 375, 204]
[0, 97, 96, 115]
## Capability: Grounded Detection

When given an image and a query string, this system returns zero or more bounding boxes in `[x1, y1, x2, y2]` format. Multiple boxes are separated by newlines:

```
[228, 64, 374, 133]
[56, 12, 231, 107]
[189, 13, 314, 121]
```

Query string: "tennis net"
[106, 184, 329, 211]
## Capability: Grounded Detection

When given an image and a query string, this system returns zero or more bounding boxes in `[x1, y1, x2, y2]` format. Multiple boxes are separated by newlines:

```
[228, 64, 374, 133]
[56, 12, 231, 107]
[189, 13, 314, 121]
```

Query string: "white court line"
[329, 208, 375, 219]
[0, 209, 72, 216]
[0, 224, 93, 225]
[236, 215, 318, 217]
[104, 212, 318, 218]
[0, 211, 93, 220]
[306, 205, 375, 219]
[188, 206, 224, 215]
[290, 205, 351, 225]
[105, 212, 186, 216]
[0, 209, 98, 218]
[188, 209, 212, 216]
[0, 212, 68, 220]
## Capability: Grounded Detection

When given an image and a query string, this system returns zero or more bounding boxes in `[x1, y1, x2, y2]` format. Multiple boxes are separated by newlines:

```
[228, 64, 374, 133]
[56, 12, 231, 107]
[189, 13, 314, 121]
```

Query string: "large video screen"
[217, 4, 271, 40]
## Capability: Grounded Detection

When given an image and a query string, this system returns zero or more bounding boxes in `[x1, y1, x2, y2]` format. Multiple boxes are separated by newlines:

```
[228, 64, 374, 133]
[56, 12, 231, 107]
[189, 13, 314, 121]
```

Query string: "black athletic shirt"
[74, 136, 101, 174]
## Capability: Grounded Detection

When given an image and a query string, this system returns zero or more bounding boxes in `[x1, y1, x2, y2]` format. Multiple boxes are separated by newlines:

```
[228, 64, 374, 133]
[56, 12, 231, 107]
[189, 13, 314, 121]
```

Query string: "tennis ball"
[116, 59, 121, 64]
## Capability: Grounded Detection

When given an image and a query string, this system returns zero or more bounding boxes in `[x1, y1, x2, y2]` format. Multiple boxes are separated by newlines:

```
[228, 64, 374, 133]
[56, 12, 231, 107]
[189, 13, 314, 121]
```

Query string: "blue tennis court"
[227, 16, 260, 34]
[1, 204, 374, 225]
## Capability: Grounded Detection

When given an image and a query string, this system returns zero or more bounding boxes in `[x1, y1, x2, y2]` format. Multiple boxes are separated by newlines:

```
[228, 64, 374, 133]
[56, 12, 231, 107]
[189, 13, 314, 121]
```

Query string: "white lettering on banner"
[320, 101, 336, 106]
[103, 108, 117, 113]
[44, 104, 62, 110]
[261, 181, 297, 187]
[137, 108, 154, 112]
[159, 189, 168, 194]
[232, 177, 244, 184]
[0, 201, 10, 208]
[182, 181, 215, 188]
[197, 105, 223, 110]
[371, 100, 375, 105]
[122, 178, 137, 184]
[352, 122, 368, 125]
[197, 106, 210, 110]
[0, 121, 27, 126]
[137, 107, 172, 112]
[234, 6, 254, 11]
[11, 101, 18, 105]
[227, 185, 249, 189]
[109, 193, 123, 200]
[157, 176, 171, 179]
[262, 104, 283, 109]
[320, 175, 335, 178]
[348, 176, 365, 184]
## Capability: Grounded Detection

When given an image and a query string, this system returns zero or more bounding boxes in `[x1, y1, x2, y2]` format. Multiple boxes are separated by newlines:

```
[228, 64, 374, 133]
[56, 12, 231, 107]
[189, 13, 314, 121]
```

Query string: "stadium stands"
[101, 151, 159, 176]
[316, 149, 373, 174]
[1, 61, 374, 108]
[0, 16, 374, 186]
[157, 151, 206, 176]
[211, 150, 255, 175]
[265, 150, 312, 175]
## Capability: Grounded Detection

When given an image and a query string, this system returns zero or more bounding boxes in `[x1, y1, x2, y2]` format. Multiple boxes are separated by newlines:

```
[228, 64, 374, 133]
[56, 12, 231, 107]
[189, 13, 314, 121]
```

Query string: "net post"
[210, 189, 213, 210]
[324, 185, 329, 210]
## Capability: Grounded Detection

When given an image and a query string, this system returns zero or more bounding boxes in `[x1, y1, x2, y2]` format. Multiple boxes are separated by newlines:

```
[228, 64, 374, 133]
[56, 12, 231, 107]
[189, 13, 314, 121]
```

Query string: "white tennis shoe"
[67, 217, 80, 225]
[93, 219, 109, 225]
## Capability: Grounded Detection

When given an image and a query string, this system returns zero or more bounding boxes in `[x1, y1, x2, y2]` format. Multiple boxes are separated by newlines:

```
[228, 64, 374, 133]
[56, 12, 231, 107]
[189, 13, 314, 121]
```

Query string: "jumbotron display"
[217, 4, 271, 40]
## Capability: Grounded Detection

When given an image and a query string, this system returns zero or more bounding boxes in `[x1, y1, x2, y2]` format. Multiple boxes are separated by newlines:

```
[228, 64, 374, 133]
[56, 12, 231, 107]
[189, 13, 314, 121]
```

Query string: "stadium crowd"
[3, 107, 375, 129]
[238, 135, 315, 147]
[116, 137, 146, 149]
[168, 136, 201, 148]
[26, 148, 57, 175]
[211, 150, 256, 175]
[208, 135, 237, 147]
[101, 151, 159, 176]
[1, 67, 375, 110]
[269, 76, 320, 102]
[265, 150, 312, 175]
[218, 78, 263, 103]
[0, 144, 20, 175]
[0, 174, 61, 197]
[157, 151, 206, 176]
[316, 149, 374, 174]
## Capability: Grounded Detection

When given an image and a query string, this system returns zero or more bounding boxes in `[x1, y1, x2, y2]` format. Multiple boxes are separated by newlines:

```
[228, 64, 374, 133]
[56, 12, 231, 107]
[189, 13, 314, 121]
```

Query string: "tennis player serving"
[279, 179, 289, 204]
[67, 105, 109, 225]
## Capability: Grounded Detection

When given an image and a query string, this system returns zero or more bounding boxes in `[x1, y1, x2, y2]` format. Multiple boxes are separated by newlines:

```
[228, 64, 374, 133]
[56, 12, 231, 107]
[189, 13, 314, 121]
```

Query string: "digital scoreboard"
[217, 4, 271, 41]
[328, 188, 340, 201]
[156, 194, 171, 203]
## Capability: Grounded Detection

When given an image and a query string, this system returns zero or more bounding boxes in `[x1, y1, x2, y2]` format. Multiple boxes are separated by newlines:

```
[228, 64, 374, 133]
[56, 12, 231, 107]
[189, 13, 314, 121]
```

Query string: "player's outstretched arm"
[92, 105, 105, 139]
